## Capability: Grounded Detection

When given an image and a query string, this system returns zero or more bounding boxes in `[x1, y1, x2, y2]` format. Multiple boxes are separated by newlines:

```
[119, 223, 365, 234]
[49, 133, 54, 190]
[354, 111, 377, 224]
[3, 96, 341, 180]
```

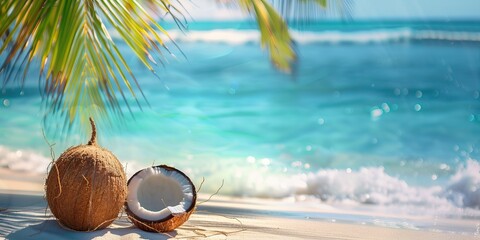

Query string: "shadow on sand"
[0, 192, 176, 239]
[6, 220, 176, 240]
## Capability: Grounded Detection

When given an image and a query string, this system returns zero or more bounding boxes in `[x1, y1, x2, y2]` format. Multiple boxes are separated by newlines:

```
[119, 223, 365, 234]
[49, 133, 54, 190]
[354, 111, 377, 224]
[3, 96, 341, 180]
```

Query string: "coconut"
[125, 165, 197, 232]
[45, 118, 127, 231]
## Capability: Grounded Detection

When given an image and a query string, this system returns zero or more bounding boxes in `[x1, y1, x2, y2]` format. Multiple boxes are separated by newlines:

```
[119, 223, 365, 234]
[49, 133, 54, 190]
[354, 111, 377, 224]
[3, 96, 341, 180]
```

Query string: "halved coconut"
[125, 165, 196, 232]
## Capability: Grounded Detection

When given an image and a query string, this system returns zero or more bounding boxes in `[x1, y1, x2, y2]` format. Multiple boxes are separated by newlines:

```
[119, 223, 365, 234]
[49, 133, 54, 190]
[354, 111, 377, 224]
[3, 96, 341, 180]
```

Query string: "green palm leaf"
[237, 0, 295, 72]
[272, 0, 353, 20]
[229, 0, 351, 72]
[1, 0, 348, 133]
[1, 0, 183, 133]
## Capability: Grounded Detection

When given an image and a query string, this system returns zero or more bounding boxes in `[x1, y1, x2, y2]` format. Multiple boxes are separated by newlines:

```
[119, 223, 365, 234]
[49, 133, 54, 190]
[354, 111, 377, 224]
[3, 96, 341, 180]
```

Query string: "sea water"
[1, 20, 480, 231]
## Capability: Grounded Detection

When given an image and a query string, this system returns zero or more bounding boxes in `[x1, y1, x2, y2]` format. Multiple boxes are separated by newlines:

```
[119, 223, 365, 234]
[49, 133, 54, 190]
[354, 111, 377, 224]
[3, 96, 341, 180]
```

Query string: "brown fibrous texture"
[45, 119, 127, 231]
[126, 208, 195, 233]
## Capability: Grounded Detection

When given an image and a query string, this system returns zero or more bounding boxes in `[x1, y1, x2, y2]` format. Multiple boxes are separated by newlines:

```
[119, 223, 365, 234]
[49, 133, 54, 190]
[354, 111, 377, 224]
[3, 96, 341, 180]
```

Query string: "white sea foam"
[221, 166, 450, 208]
[0, 146, 51, 173]
[292, 28, 413, 44]
[1, 145, 480, 214]
[165, 28, 415, 45]
[414, 30, 480, 42]
[298, 167, 447, 206]
[153, 28, 480, 45]
[0, 145, 141, 177]
[444, 159, 480, 208]
[168, 29, 259, 45]
[208, 158, 480, 216]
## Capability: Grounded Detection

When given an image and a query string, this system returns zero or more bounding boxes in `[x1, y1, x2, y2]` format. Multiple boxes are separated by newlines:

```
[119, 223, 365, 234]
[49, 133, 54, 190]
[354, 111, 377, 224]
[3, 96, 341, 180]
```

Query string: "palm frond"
[230, 0, 352, 72]
[237, 0, 296, 73]
[1, 0, 352, 134]
[271, 0, 353, 21]
[1, 0, 185, 133]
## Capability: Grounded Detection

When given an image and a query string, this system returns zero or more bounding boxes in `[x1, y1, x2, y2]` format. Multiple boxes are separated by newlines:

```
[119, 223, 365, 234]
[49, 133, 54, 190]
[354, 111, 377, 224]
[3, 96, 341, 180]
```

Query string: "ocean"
[1, 20, 480, 229]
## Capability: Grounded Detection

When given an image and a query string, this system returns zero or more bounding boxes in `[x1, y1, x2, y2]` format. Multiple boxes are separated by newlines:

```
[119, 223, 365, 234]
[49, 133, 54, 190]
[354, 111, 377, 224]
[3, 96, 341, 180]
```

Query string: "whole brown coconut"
[45, 118, 127, 231]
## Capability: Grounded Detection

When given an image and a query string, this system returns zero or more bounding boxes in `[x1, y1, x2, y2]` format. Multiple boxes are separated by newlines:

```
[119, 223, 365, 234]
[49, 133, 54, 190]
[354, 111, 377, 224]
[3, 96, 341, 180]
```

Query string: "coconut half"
[125, 165, 196, 232]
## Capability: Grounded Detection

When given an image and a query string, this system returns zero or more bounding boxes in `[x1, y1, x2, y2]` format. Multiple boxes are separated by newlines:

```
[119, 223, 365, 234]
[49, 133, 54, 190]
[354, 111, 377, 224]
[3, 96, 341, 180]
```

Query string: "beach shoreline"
[1, 168, 478, 239]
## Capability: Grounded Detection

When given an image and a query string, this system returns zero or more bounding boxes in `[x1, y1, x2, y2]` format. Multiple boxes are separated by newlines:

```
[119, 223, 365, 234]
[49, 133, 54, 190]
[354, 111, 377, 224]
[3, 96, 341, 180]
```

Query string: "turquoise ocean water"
[1, 20, 480, 228]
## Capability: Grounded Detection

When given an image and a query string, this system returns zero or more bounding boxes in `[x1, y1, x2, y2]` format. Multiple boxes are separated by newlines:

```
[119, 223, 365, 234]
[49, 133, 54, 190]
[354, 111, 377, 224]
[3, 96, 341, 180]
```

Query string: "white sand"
[0, 169, 477, 240]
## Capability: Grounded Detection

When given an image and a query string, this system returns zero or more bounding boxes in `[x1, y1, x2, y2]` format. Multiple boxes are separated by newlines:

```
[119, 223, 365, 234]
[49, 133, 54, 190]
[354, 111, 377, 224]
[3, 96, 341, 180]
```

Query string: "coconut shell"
[127, 207, 195, 233]
[125, 165, 197, 232]
[45, 118, 127, 231]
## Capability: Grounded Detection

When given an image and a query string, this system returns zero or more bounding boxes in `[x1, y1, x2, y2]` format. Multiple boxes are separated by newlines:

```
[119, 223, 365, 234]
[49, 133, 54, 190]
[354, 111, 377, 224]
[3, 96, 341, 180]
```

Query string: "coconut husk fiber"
[45, 118, 127, 231]
[127, 208, 195, 233]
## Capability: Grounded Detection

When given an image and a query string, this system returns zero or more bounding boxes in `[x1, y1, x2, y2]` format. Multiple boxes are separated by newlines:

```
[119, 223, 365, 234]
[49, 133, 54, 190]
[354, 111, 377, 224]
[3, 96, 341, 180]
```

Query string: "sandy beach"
[0, 168, 477, 240]
[2, 0, 480, 238]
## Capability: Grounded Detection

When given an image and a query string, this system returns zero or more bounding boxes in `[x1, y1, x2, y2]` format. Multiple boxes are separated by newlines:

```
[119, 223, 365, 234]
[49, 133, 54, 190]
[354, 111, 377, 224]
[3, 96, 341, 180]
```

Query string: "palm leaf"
[271, 0, 353, 19]
[236, 0, 295, 72]
[1, 0, 351, 133]
[1, 0, 184, 133]
[231, 0, 351, 72]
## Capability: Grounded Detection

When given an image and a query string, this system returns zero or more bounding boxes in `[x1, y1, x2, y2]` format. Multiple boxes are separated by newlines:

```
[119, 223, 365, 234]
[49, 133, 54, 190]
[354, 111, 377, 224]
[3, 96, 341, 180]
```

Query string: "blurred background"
[1, 0, 480, 218]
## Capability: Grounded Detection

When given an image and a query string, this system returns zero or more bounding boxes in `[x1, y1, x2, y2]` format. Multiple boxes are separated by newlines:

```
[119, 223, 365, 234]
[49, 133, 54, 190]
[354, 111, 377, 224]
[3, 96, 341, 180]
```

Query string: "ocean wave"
[413, 30, 480, 42]
[156, 28, 480, 45]
[222, 164, 448, 205]
[298, 167, 446, 206]
[0, 145, 142, 177]
[2, 145, 480, 212]
[168, 29, 259, 45]
[445, 159, 480, 208]
[292, 28, 414, 44]
[204, 158, 480, 214]
[0, 146, 51, 173]
[299, 161, 480, 211]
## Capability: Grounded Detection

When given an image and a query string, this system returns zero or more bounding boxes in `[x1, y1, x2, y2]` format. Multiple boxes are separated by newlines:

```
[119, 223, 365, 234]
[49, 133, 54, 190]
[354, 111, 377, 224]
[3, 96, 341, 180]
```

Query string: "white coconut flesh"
[127, 167, 194, 221]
